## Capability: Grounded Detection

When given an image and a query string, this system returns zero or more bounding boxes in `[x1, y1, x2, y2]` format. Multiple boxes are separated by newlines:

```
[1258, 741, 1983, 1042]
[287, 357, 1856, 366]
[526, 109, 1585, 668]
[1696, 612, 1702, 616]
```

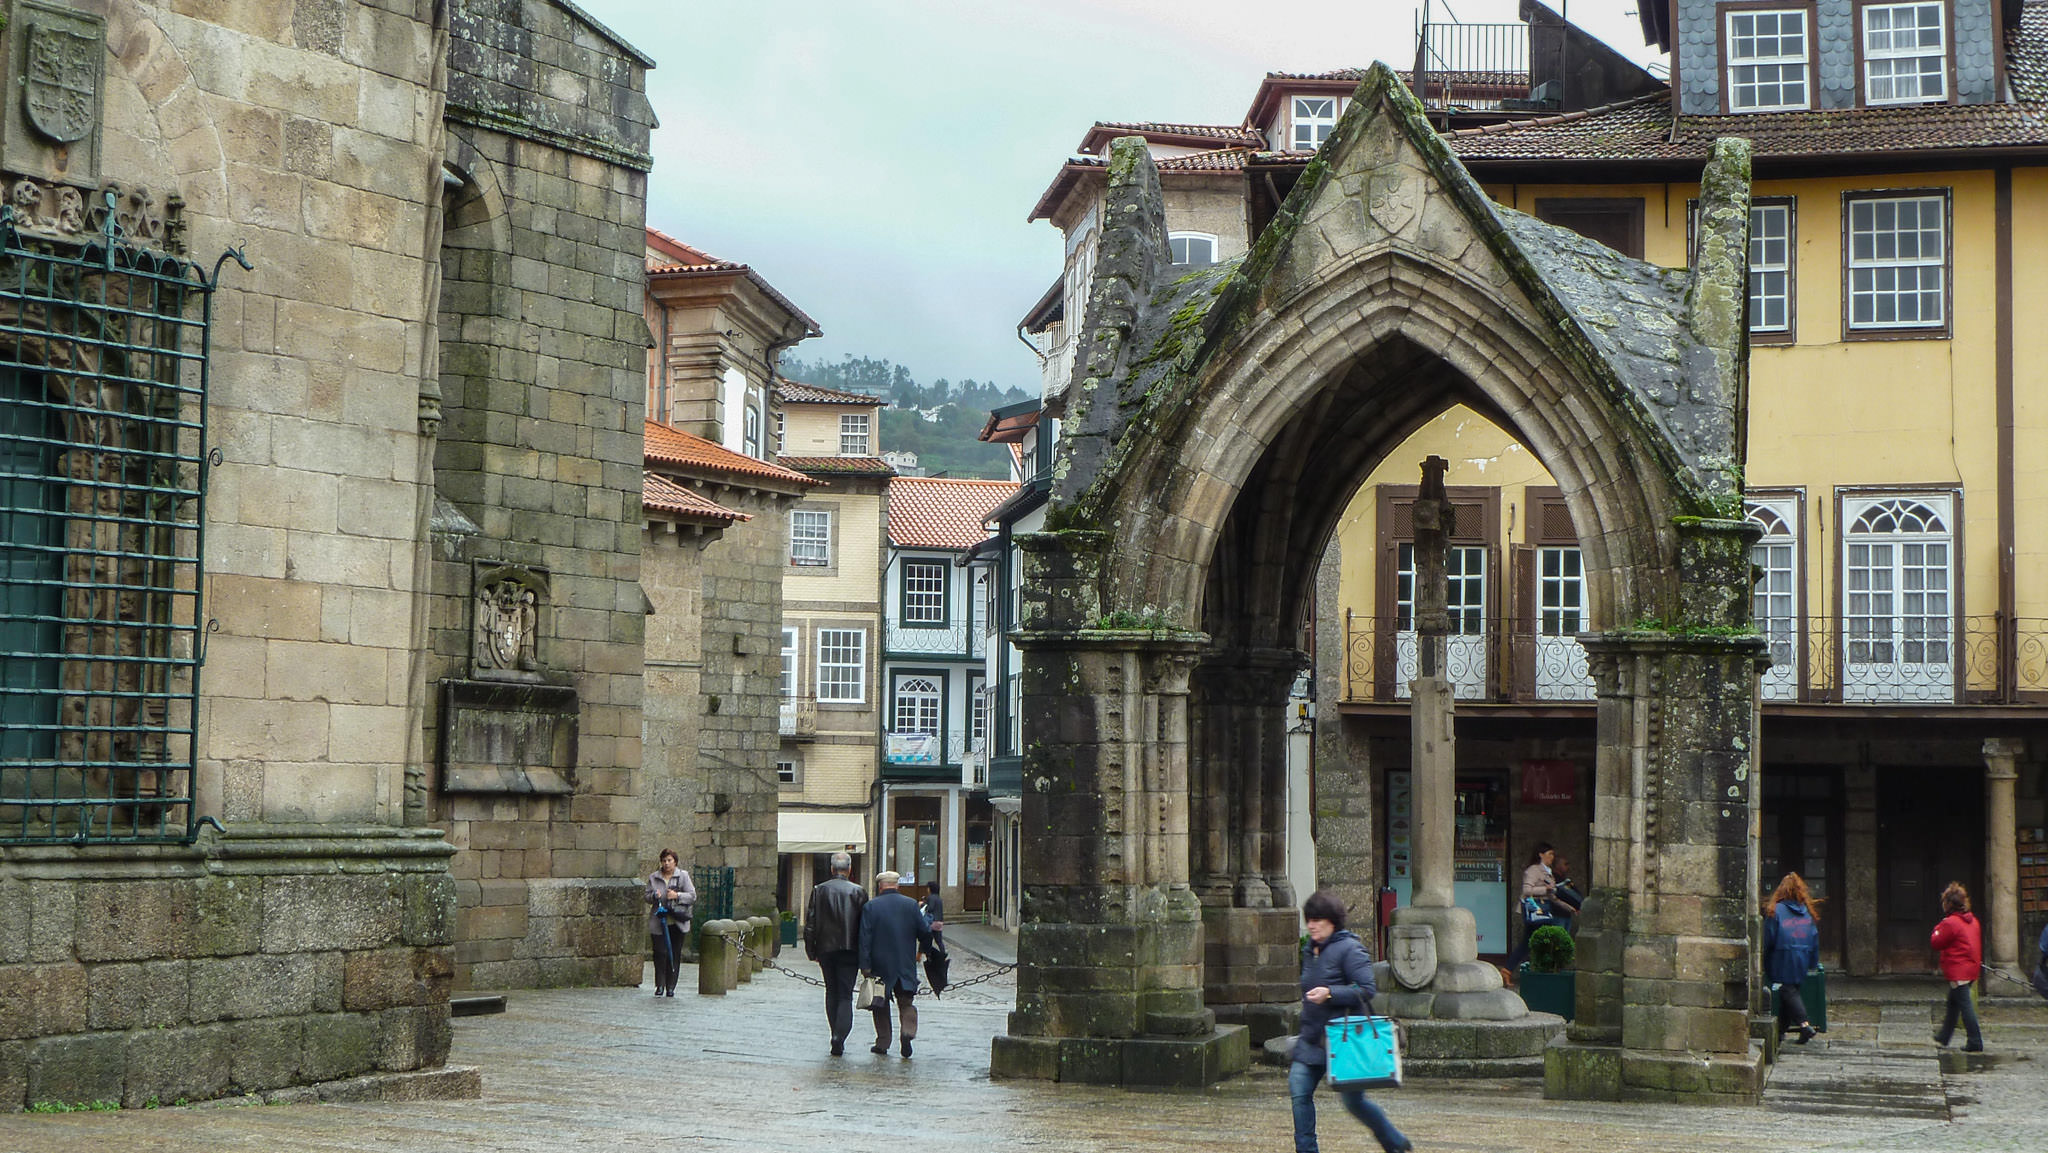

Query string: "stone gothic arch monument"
[990, 65, 1770, 1102]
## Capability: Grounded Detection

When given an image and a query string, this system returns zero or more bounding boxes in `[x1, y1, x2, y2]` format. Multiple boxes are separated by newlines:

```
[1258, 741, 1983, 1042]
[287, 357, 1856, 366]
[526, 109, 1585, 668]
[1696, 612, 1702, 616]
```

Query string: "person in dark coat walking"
[919, 887, 945, 955]
[1931, 881, 1985, 1051]
[644, 849, 695, 998]
[859, 870, 934, 1057]
[802, 851, 867, 1056]
[1288, 890, 1411, 1153]
[1763, 872, 1820, 1044]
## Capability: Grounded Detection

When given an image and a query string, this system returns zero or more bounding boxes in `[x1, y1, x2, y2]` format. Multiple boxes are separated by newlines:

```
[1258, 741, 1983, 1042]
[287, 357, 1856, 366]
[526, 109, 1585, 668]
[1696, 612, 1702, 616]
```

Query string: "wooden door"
[1876, 766, 1982, 973]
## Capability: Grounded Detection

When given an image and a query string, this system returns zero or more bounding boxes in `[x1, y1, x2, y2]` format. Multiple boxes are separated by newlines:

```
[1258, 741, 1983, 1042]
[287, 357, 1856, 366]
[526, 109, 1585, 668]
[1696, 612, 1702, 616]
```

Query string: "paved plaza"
[3, 931, 2045, 1153]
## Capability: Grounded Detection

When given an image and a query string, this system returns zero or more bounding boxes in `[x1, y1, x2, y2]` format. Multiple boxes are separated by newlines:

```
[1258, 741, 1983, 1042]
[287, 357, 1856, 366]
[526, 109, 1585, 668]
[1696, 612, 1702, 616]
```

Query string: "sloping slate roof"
[644, 421, 816, 486]
[887, 477, 1019, 549]
[643, 471, 748, 521]
[779, 455, 897, 477]
[1449, 6, 2048, 162]
[773, 379, 885, 405]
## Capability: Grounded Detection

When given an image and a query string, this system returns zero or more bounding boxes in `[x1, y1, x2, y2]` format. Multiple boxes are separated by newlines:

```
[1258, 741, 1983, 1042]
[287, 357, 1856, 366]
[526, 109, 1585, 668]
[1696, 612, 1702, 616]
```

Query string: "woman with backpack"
[1763, 872, 1821, 1044]
[1931, 881, 1985, 1051]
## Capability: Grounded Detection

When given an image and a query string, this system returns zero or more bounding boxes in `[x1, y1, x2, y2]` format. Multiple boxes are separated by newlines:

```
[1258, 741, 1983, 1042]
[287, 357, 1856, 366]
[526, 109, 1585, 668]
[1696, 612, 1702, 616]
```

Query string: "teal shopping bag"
[1325, 1014, 1402, 1090]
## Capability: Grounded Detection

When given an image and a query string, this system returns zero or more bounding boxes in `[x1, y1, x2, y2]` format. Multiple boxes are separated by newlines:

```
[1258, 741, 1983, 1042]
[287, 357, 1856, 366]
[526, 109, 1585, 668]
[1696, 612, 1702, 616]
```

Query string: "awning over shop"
[778, 811, 867, 854]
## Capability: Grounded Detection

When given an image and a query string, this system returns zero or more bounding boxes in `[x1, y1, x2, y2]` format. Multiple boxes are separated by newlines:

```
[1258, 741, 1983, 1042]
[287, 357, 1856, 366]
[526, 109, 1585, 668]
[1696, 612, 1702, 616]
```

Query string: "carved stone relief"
[472, 564, 548, 680]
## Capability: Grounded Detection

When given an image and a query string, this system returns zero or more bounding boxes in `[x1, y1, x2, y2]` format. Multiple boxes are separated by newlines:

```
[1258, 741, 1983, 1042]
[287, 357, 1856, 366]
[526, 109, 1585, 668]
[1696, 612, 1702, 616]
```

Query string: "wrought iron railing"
[886, 619, 972, 657]
[1415, 22, 1531, 111]
[1342, 615, 2048, 706]
[779, 697, 818, 739]
[0, 200, 245, 845]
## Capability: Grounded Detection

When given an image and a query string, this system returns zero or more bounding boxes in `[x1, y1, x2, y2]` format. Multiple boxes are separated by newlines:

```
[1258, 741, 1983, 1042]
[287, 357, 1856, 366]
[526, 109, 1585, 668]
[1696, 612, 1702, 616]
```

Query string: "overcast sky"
[578, 1, 1661, 393]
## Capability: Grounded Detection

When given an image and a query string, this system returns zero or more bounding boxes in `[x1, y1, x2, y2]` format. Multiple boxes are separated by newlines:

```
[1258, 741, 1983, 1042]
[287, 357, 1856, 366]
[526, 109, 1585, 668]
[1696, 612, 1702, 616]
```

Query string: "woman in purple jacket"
[1288, 890, 1413, 1153]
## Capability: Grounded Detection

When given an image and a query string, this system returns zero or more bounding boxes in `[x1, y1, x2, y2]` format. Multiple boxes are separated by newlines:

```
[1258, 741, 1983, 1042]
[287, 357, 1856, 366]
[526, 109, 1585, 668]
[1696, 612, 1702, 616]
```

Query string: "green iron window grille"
[0, 197, 246, 845]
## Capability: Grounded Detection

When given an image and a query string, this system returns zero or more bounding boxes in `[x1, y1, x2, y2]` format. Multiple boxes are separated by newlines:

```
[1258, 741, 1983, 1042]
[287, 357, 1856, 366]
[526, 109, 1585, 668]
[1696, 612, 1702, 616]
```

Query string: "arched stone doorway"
[990, 67, 1769, 1102]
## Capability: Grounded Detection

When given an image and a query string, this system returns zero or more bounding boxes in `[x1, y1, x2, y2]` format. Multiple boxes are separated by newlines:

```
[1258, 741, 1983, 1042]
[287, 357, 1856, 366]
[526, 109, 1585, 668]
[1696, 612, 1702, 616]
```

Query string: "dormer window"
[1726, 10, 1810, 111]
[1169, 233, 1216, 266]
[1291, 96, 1338, 150]
[1863, 2, 1947, 104]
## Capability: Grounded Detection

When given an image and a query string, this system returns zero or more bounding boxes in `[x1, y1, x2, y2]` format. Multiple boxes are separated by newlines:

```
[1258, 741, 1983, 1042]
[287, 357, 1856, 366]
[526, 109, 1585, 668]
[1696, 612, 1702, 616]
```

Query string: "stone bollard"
[748, 916, 773, 974]
[698, 920, 735, 996]
[727, 922, 750, 985]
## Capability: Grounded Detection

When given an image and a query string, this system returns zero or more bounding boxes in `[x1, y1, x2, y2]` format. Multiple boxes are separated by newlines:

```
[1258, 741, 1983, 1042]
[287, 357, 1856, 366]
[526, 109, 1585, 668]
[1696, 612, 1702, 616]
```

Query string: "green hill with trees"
[781, 354, 1032, 480]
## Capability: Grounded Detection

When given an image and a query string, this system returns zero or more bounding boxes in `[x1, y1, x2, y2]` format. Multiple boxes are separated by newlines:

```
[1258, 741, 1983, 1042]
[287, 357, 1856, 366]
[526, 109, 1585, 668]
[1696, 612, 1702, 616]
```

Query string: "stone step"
[1262, 1013, 1567, 1077]
[451, 995, 508, 1017]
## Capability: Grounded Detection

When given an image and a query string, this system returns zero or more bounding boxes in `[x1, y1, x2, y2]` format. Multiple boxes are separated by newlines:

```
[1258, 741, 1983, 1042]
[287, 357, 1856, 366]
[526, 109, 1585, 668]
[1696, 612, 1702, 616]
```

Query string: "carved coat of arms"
[1387, 923, 1439, 991]
[1367, 171, 1423, 237]
[25, 22, 100, 144]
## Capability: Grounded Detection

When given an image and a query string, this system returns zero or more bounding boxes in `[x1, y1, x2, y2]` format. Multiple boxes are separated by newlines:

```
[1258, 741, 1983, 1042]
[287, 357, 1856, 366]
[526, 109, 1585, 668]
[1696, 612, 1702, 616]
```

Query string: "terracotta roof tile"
[888, 477, 1019, 550]
[643, 421, 816, 487]
[643, 471, 749, 522]
[1079, 121, 1267, 152]
[779, 455, 897, 477]
[773, 379, 886, 405]
[643, 228, 822, 337]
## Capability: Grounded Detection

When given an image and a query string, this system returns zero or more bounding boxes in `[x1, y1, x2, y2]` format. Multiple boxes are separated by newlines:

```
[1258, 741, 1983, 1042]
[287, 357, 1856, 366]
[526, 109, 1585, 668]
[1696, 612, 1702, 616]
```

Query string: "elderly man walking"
[859, 870, 935, 1057]
[802, 851, 867, 1056]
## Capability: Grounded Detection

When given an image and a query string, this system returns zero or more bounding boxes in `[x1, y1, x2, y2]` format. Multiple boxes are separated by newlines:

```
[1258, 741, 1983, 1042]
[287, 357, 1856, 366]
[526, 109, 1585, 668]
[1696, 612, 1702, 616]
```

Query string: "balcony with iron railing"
[1413, 21, 1532, 113]
[885, 617, 982, 659]
[779, 697, 818, 739]
[1342, 615, 2048, 708]
[883, 731, 987, 783]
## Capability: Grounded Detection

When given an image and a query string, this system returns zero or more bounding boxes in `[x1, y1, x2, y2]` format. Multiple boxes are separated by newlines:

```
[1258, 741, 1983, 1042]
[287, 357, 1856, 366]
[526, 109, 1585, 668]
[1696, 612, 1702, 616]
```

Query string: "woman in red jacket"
[1930, 881, 1984, 1052]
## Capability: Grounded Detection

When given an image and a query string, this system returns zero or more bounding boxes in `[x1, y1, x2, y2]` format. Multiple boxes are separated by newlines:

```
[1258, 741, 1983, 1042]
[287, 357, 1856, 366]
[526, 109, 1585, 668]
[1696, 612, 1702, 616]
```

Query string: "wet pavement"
[3, 951, 2046, 1153]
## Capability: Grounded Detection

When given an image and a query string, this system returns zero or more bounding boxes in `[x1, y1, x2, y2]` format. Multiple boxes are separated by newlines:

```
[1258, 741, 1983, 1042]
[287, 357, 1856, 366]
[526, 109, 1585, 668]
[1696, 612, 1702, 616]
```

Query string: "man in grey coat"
[858, 870, 934, 1057]
[802, 851, 867, 1056]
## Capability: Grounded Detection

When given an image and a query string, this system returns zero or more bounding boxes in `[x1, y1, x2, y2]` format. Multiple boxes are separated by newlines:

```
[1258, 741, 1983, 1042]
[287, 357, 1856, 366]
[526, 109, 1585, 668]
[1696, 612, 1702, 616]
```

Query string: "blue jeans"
[1289, 1060, 1408, 1153]
[1935, 982, 1983, 1050]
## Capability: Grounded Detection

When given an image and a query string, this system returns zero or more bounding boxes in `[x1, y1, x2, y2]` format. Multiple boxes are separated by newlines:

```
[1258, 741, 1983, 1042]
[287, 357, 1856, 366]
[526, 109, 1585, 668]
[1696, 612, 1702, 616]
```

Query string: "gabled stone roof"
[887, 477, 1018, 550]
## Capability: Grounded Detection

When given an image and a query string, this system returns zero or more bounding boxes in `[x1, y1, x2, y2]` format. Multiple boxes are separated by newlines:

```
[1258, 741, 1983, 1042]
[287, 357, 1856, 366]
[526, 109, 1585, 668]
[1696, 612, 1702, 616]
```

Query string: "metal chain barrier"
[732, 938, 1017, 991]
[1980, 963, 2041, 994]
[734, 938, 827, 987]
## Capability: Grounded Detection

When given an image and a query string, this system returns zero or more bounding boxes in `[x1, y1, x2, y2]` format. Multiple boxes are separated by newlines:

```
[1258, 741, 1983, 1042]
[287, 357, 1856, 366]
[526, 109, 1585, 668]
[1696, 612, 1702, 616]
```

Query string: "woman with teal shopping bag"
[1288, 890, 1413, 1153]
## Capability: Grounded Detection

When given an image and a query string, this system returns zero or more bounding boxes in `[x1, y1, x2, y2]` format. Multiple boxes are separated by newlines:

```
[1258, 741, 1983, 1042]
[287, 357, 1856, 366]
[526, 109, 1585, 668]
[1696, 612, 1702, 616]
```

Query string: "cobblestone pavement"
[3, 956, 2045, 1153]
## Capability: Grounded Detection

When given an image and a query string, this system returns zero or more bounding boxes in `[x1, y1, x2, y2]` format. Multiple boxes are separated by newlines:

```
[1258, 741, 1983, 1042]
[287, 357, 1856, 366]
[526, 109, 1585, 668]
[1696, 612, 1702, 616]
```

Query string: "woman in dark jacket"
[1931, 881, 1984, 1051]
[644, 849, 695, 998]
[1288, 890, 1412, 1153]
[1762, 872, 1820, 1044]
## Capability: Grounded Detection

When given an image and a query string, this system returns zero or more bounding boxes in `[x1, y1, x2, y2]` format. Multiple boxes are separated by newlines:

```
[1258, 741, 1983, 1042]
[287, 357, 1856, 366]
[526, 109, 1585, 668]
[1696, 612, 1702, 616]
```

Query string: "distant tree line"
[780, 354, 1031, 413]
[779, 354, 1034, 480]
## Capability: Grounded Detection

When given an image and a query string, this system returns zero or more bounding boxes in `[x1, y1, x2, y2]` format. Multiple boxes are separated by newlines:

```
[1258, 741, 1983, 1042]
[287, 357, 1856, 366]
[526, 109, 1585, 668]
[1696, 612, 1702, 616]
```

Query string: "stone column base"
[1543, 1035, 1765, 1104]
[991, 1025, 1250, 1087]
[1211, 1001, 1301, 1047]
[1202, 906, 1300, 1006]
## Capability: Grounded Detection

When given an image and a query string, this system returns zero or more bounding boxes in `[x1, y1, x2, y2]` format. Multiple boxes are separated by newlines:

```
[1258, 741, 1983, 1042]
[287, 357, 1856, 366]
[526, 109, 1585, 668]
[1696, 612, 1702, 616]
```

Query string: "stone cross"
[1409, 456, 1455, 910]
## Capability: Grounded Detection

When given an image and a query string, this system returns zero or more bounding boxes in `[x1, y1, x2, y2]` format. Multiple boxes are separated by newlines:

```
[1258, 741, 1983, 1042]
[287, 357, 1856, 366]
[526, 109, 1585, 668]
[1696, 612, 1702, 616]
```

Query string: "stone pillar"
[1842, 762, 1880, 975]
[1547, 519, 1767, 1104]
[1984, 738, 2023, 970]
[989, 531, 1250, 1087]
[1192, 649, 1308, 1036]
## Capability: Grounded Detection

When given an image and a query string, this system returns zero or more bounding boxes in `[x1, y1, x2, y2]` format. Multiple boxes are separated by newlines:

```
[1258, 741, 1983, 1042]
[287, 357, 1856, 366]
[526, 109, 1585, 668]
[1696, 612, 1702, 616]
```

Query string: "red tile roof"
[779, 455, 898, 477]
[773, 379, 886, 405]
[643, 421, 816, 487]
[888, 477, 1019, 550]
[1029, 148, 1252, 221]
[1078, 121, 1266, 153]
[643, 471, 749, 522]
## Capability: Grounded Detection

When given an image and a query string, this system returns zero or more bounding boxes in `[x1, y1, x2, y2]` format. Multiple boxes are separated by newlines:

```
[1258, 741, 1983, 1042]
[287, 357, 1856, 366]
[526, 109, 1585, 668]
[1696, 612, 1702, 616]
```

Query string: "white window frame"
[1841, 493, 1953, 702]
[1747, 499, 1801, 700]
[969, 678, 988, 751]
[816, 628, 867, 703]
[776, 759, 798, 786]
[1169, 232, 1217, 267]
[773, 410, 785, 453]
[1393, 542, 1488, 700]
[901, 559, 948, 626]
[891, 674, 943, 736]
[1536, 546, 1584, 638]
[1863, 2, 1947, 105]
[780, 626, 799, 698]
[743, 404, 761, 458]
[1291, 96, 1338, 151]
[1726, 9, 1811, 111]
[1749, 200, 1795, 334]
[1845, 192, 1947, 331]
[839, 413, 870, 456]
[790, 508, 832, 566]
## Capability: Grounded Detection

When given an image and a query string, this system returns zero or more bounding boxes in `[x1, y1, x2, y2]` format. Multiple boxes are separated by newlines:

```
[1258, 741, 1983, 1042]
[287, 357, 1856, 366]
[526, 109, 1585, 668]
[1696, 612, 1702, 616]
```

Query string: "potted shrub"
[1517, 925, 1576, 1019]
[779, 910, 799, 948]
